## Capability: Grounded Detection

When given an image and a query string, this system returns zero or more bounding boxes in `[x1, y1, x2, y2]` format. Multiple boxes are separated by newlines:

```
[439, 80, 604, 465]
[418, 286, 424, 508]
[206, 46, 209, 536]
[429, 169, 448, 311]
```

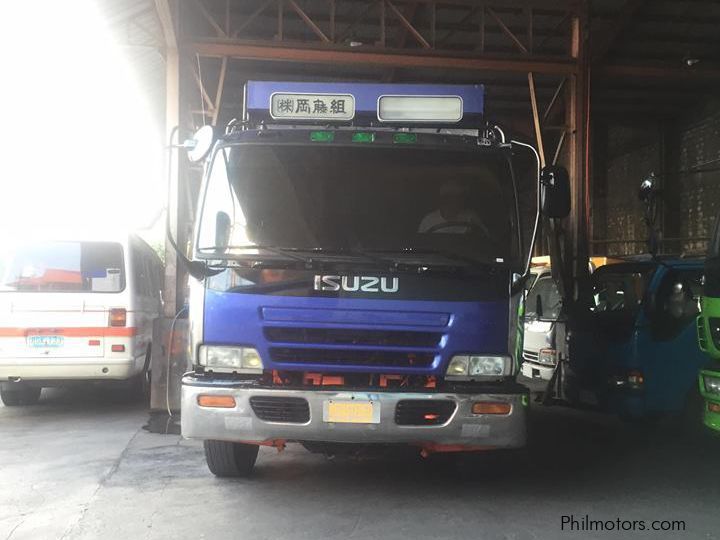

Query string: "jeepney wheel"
[204, 440, 259, 477]
[0, 384, 41, 406]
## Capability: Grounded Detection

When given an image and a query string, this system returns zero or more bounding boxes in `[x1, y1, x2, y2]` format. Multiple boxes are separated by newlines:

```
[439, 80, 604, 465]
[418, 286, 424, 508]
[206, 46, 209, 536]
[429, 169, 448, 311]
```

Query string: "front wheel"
[204, 440, 259, 477]
[0, 385, 41, 406]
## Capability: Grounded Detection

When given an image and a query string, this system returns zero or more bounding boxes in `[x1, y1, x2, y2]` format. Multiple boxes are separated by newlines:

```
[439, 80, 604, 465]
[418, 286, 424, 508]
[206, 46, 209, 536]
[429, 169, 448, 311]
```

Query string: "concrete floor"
[1, 386, 718, 540]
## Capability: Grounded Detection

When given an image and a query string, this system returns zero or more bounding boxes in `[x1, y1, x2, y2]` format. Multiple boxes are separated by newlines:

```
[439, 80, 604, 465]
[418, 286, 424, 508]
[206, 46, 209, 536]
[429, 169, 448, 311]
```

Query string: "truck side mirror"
[540, 165, 571, 219]
[186, 125, 215, 163]
[536, 294, 544, 318]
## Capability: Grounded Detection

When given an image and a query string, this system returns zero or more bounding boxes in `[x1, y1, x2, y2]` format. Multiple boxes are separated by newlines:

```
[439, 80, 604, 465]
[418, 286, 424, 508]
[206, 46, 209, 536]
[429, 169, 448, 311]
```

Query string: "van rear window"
[0, 241, 125, 293]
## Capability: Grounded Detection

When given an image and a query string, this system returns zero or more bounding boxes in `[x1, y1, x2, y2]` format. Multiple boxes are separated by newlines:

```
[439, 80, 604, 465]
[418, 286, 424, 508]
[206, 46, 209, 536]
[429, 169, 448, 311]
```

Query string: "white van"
[0, 232, 164, 405]
[521, 257, 622, 383]
[521, 265, 563, 382]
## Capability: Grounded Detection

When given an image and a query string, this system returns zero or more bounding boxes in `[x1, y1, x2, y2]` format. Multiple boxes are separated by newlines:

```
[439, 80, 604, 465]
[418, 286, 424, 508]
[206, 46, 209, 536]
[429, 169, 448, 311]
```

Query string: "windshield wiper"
[203, 245, 315, 265]
[368, 247, 500, 269]
[202, 245, 396, 269]
[303, 247, 398, 268]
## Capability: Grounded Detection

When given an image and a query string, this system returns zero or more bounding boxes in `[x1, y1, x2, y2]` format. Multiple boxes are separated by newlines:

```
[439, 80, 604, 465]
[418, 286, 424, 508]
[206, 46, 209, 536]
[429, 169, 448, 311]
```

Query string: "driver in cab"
[418, 180, 489, 235]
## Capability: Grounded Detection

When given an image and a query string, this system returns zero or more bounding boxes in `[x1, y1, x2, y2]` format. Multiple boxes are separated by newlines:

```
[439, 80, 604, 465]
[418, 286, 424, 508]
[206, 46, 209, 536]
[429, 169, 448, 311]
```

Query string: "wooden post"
[212, 56, 228, 126]
[156, 0, 181, 317]
[567, 12, 589, 305]
[528, 72, 546, 168]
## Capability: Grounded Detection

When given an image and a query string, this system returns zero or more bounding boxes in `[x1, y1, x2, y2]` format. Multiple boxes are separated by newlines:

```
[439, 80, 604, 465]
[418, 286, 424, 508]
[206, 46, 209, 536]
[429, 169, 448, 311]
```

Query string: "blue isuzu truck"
[179, 81, 570, 476]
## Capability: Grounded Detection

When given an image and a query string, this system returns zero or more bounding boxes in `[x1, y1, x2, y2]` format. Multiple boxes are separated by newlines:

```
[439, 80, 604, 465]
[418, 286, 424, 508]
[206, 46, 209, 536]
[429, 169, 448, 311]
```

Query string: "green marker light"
[310, 131, 335, 142]
[521, 395, 529, 407]
[352, 132, 375, 143]
[393, 132, 417, 144]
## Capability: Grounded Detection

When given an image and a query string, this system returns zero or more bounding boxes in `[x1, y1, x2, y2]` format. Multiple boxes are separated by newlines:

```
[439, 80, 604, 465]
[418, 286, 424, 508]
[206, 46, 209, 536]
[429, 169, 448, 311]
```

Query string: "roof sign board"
[377, 95, 463, 122]
[270, 93, 355, 121]
[245, 81, 483, 127]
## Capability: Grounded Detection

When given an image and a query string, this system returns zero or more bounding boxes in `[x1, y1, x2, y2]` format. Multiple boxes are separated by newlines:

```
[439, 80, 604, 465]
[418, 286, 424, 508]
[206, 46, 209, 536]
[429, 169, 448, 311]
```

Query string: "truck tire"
[204, 440, 259, 477]
[127, 347, 151, 403]
[0, 385, 41, 406]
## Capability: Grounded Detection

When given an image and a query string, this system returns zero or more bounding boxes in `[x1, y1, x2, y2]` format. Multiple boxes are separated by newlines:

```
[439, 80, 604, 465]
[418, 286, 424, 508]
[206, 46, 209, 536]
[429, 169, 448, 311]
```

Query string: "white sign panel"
[270, 93, 355, 121]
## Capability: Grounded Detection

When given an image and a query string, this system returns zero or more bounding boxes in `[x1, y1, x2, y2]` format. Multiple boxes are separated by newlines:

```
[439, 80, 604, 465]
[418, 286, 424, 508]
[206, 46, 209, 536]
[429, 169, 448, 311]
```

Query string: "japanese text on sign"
[270, 93, 355, 121]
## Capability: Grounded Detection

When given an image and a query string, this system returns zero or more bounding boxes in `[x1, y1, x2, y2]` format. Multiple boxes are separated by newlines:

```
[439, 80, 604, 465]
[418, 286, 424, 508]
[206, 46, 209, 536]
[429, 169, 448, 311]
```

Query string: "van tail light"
[111, 344, 126, 353]
[109, 308, 127, 327]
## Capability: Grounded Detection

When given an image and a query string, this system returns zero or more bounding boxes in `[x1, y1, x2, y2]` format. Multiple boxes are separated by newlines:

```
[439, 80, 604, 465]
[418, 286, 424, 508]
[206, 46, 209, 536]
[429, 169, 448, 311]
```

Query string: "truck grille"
[249, 396, 310, 423]
[269, 347, 435, 368]
[264, 327, 442, 348]
[698, 317, 708, 351]
[522, 349, 539, 362]
[395, 399, 456, 426]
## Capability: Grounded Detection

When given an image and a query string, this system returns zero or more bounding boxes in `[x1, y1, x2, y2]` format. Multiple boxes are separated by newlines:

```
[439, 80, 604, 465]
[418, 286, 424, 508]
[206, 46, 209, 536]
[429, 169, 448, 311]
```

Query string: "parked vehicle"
[567, 257, 705, 421]
[698, 213, 720, 431]
[521, 257, 620, 384]
[177, 81, 571, 477]
[521, 264, 563, 382]
[0, 231, 164, 405]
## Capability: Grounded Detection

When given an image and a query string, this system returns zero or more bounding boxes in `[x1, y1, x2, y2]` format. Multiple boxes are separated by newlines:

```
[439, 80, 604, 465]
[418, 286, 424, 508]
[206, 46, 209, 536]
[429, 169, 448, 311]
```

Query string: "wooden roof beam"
[187, 40, 577, 75]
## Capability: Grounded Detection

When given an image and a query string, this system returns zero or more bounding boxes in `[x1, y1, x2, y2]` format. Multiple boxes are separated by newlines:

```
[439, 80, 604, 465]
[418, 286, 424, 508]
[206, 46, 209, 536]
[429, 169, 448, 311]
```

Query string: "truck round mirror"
[186, 125, 215, 162]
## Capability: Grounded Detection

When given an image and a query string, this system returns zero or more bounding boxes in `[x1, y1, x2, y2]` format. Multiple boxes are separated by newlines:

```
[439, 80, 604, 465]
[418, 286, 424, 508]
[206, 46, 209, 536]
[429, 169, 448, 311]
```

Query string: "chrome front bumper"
[521, 361, 555, 381]
[181, 378, 527, 449]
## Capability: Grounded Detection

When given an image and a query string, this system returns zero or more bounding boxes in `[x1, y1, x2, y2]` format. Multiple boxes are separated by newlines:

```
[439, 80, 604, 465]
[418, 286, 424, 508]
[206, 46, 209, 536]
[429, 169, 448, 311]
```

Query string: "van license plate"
[323, 400, 379, 424]
[27, 335, 64, 348]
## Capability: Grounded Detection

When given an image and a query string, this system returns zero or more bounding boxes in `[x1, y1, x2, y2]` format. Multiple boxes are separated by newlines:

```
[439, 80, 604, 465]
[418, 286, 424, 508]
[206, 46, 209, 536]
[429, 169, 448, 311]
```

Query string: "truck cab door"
[644, 268, 705, 413]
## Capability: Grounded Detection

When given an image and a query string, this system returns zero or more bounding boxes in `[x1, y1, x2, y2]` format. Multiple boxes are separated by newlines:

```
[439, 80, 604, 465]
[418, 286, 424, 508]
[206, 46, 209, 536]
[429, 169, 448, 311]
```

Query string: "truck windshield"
[197, 143, 520, 268]
[526, 274, 561, 320]
[591, 266, 655, 315]
[0, 241, 125, 293]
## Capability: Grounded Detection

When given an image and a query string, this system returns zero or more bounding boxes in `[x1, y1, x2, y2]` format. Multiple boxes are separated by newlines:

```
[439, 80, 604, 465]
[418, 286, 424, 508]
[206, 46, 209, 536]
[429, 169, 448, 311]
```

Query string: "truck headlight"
[198, 345, 264, 373]
[704, 375, 720, 395]
[538, 348, 557, 365]
[445, 355, 511, 380]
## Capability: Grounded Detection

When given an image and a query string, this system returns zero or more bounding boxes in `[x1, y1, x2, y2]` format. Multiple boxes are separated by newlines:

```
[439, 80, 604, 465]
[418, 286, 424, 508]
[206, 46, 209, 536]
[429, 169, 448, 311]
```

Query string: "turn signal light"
[472, 402, 512, 415]
[197, 395, 236, 408]
[708, 402, 720, 413]
[627, 370, 644, 389]
[109, 308, 127, 327]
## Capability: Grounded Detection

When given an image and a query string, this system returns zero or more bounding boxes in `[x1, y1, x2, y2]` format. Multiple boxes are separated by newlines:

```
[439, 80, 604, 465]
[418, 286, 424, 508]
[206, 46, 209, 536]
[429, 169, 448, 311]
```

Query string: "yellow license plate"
[324, 400, 379, 424]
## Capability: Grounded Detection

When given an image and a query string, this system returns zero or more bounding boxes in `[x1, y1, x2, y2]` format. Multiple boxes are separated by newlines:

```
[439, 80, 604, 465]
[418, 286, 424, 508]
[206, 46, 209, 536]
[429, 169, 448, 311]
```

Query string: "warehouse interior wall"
[593, 100, 720, 257]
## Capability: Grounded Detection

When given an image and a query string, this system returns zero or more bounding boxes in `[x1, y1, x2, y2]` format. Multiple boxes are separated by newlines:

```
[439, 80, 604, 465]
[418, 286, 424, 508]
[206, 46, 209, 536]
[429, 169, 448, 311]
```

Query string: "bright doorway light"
[0, 1, 164, 234]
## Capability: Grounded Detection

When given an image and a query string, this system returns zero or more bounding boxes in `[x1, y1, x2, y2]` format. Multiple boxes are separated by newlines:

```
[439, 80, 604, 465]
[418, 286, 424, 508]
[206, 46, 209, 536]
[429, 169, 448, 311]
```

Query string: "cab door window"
[651, 269, 702, 341]
[525, 275, 562, 320]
